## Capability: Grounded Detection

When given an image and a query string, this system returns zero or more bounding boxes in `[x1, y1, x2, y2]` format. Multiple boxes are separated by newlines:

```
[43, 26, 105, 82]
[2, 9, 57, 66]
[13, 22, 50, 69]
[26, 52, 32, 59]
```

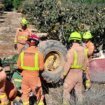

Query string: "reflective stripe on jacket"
[20, 52, 39, 71]
[14, 28, 31, 44]
[17, 35, 29, 44]
[0, 93, 7, 99]
[18, 35, 28, 40]
[71, 49, 87, 69]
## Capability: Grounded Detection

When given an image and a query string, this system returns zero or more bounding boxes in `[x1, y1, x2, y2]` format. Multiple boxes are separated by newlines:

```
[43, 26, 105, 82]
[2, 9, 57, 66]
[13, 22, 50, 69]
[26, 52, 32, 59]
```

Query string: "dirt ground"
[43, 83, 105, 105]
[0, 11, 22, 57]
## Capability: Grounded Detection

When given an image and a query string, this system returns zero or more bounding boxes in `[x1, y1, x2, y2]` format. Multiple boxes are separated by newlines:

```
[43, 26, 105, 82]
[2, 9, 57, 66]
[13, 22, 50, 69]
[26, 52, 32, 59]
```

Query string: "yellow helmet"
[21, 18, 28, 26]
[83, 31, 92, 39]
[69, 32, 82, 41]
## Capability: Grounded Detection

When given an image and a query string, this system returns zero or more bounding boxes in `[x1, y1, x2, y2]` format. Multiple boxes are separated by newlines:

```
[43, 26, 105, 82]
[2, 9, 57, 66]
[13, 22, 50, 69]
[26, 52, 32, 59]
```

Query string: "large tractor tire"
[38, 40, 67, 105]
[38, 40, 67, 83]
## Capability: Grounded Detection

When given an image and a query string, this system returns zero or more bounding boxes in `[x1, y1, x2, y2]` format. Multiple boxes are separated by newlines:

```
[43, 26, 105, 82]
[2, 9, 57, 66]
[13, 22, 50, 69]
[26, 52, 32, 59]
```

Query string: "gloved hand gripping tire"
[85, 79, 91, 90]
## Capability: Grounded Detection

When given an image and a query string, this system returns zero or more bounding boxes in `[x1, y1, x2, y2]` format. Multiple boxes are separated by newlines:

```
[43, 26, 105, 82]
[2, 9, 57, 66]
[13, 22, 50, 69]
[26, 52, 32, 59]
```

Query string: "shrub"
[22, 0, 105, 49]
[3, 0, 24, 11]
[12, 0, 24, 10]
[0, 3, 4, 10]
[3, 0, 13, 11]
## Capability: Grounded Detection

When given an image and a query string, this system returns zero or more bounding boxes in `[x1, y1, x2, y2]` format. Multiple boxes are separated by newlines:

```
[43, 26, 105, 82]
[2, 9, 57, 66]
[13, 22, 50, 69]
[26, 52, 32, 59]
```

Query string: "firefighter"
[83, 31, 95, 90]
[0, 67, 9, 105]
[17, 34, 44, 105]
[14, 18, 31, 53]
[61, 32, 89, 105]
[83, 31, 95, 57]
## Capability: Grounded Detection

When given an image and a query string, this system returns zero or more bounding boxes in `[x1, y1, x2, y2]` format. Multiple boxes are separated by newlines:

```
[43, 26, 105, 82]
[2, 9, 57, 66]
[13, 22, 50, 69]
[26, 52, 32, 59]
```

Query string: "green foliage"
[22, 0, 105, 49]
[3, 0, 13, 11]
[1, 54, 18, 67]
[71, 0, 105, 3]
[3, 0, 24, 10]
[0, 3, 4, 10]
[12, 0, 21, 10]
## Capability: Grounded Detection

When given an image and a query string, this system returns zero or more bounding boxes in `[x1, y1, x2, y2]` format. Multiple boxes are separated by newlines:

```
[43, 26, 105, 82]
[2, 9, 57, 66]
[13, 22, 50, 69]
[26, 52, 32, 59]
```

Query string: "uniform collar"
[72, 43, 80, 48]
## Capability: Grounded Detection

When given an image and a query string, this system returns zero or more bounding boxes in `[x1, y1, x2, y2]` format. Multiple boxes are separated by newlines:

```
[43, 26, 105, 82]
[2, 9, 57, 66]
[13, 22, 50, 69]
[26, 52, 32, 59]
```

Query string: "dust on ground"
[0, 11, 21, 57]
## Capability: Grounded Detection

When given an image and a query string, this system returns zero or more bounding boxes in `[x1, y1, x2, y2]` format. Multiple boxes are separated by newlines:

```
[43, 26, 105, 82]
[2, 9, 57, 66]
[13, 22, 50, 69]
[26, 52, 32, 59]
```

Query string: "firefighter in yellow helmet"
[83, 31, 95, 57]
[14, 18, 32, 53]
[61, 32, 89, 105]
[82, 31, 95, 90]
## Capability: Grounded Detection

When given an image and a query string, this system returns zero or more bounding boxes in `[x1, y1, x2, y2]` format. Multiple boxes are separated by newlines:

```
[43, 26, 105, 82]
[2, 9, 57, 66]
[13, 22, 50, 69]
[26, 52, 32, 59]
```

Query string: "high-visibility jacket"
[71, 49, 87, 70]
[14, 28, 31, 44]
[0, 93, 9, 104]
[17, 46, 44, 74]
[20, 51, 39, 71]
[86, 41, 95, 56]
[0, 93, 7, 99]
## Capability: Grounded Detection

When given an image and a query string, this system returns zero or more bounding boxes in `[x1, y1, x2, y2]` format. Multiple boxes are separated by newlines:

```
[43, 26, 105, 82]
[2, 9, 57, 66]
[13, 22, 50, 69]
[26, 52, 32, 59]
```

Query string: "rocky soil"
[0, 11, 22, 57]
[43, 83, 105, 105]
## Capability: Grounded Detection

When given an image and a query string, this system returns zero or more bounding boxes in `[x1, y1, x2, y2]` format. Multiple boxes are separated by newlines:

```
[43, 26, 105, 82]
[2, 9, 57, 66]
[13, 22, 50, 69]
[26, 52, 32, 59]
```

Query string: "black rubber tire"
[38, 40, 67, 83]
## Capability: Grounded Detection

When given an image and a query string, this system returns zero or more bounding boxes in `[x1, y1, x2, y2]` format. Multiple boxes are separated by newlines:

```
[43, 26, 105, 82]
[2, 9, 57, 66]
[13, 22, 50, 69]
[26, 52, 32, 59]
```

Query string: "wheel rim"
[44, 51, 61, 71]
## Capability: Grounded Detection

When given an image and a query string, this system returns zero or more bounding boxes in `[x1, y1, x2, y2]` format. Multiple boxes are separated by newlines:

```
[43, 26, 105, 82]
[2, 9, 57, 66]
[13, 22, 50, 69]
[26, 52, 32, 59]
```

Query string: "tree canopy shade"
[3, 0, 24, 10]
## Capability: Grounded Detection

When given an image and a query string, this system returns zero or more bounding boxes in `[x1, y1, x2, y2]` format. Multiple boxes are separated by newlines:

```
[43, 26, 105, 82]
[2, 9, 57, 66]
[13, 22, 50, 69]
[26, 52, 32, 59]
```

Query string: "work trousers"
[22, 75, 44, 105]
[63, 69, 84, 105]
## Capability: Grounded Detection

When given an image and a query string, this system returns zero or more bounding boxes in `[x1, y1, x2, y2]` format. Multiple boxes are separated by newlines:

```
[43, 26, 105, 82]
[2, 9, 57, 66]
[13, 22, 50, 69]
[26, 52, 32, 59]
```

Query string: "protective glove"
[37, 101, 44, 105]
[14, 44, 17, 49]
[85, 80, 91, 90]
